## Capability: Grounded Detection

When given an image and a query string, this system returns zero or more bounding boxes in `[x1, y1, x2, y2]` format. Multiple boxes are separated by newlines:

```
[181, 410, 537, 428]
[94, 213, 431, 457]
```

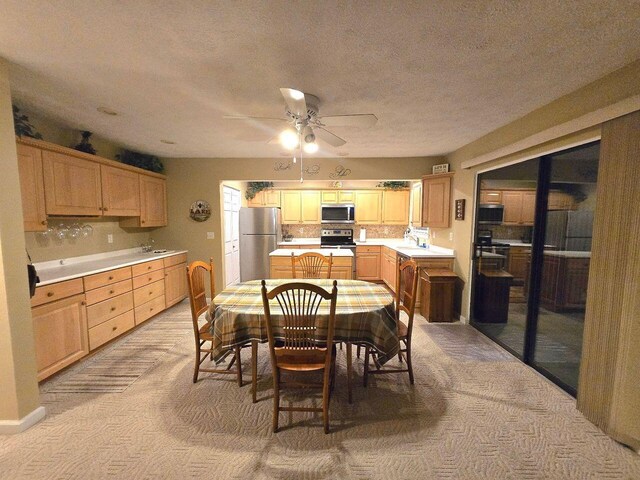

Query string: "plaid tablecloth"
[207, 279, 399, 364]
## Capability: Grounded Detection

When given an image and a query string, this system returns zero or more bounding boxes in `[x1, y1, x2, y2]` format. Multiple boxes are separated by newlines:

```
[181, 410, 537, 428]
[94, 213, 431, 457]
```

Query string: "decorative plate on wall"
[189, 200, 211, 222]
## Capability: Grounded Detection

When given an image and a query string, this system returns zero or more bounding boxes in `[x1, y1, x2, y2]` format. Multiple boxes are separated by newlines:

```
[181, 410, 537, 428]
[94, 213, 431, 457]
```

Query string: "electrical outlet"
[206, 232, 215, 240]
[431, 231, 436, 238]
[449, 232, 454, 241]
[107, 234, 113, 244]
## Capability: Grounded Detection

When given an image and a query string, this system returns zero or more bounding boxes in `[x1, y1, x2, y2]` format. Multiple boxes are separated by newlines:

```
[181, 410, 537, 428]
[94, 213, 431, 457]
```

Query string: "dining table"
[207, 278, 398, 403]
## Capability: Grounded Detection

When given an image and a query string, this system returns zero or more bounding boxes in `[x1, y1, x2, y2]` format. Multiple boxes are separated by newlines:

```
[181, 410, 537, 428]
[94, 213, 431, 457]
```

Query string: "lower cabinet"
[381, 247, 398, 292]
[270, 255, 353, 279]
[355, 246, 381, 281]
[508, 246, 530, 285]
[164, 254, 188, 308]
[31, 293, 89, 381]
[540, 255, 590, 311]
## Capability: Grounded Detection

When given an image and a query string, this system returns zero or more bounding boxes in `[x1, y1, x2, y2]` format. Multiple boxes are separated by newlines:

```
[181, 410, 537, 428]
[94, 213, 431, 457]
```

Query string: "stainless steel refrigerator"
[239, 207, 282, 281]
[545, 210, 594, 251]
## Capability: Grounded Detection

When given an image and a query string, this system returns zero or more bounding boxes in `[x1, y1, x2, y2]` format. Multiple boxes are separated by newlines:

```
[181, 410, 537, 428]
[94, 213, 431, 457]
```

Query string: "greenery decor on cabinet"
[74, 131, 97, 155]
[245, 181, 274, 200]
[377, 181, 409, 190]
[117, 150, 164, 173]
[13, 105, 43, 139]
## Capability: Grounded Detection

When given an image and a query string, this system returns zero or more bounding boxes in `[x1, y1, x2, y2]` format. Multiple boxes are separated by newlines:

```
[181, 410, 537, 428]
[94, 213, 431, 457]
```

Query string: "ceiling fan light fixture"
[279, 128, 299, 150]
[301, 125, 315, 144]
[303, 142, 319, 154]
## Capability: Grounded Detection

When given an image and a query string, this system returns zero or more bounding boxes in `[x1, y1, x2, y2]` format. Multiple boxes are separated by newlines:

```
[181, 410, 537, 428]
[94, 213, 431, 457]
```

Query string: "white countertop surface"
[270, 248, 354, 257]
[279, 237, 455, 258]
[544, 251, 591, 258]
[34, 248, 188, 286]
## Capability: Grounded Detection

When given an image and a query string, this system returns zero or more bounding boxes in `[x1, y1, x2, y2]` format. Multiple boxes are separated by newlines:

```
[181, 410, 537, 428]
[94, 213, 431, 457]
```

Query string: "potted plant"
[117, 150, 165, 173]
[13, 105, 43, 139]
[246, 181, 274, 200]
[74, 131, 97, 155]
[376, 181, 409, 190]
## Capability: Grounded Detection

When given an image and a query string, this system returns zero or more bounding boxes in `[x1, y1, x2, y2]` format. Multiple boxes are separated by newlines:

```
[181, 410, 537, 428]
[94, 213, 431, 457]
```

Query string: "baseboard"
[0, 406, 46, 434]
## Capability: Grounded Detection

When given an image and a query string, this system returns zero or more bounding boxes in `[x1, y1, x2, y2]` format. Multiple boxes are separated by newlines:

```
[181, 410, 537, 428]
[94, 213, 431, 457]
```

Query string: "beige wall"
[0, 60, 41, 422]
[153, 156, 439, 292]
[25, 219, 158, 263]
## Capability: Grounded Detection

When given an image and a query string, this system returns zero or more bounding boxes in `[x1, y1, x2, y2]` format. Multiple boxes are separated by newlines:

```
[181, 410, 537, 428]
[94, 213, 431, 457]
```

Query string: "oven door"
[321, 204, 355, 224]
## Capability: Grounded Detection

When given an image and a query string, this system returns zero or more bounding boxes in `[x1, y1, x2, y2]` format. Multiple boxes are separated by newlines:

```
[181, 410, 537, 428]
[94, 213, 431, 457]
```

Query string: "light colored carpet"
[1, 300, 638, 479]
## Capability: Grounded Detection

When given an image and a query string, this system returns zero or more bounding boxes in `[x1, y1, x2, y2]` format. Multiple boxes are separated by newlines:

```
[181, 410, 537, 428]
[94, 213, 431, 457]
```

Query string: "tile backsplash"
[282, 224, 407, 239]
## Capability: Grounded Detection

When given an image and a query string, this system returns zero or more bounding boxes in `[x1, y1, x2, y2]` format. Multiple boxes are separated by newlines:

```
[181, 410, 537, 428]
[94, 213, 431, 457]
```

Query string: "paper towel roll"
[359, 228, 366, 242]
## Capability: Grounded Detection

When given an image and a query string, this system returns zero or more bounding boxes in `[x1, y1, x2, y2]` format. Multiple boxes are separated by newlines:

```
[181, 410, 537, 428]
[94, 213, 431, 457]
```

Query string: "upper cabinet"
[502, 190, 536, 226]
[422, 173, 453, 228]
[101, 165, 140, 217]
[381, 190, 409, 224]
[411, 183, 422, 226]
[300, 191, 321, 223]
[281, 191, 302, 224]
[122, 176, 167, 227]
[281, 190, 320, 224]
[248, 189, 280, 207]
[355, 190, 382, 224]
[17, 144, 47, 231]
[42, 150, 103, 216]
[479, 190, 503, 204]
[321, 190, 354, 204]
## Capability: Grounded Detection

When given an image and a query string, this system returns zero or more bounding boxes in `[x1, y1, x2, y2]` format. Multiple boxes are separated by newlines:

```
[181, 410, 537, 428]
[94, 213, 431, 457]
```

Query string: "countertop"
[270, 248, 354, 257]
[279, 238, 455, 259]
[34, 248, 188, 286]
[544, 251, 591, 258]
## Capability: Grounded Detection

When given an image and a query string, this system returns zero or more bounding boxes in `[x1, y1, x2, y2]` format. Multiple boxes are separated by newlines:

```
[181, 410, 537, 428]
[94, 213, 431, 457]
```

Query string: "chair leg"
[235, 347, 243, 387]
[252, 341, 258, 403]
[356, 344, 361, 358]
[193, 342, 201, 383]
[398, 351, 403, 363]
[406, 340, 414, 385]
[273, 369, 280, 433]
[346, 342, 353, 404]
[363, 346, 370, 387]
[323, 367, 331, 434]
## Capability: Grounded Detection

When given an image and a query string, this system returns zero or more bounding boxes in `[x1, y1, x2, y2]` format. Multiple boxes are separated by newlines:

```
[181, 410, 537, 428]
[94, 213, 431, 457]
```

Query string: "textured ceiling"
[1, 1, 639, 158]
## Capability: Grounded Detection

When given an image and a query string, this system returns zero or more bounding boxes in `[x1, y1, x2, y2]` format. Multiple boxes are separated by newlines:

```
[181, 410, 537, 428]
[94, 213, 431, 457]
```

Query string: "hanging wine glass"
[68, 223, 81, 239]
[81, 224, 93, 238]
[55, 224, 69, 240]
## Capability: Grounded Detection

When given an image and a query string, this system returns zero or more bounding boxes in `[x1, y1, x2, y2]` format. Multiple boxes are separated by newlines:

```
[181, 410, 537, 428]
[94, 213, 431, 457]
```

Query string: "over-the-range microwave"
[321, 204, 355, 224]
[477, 204, 504, 224]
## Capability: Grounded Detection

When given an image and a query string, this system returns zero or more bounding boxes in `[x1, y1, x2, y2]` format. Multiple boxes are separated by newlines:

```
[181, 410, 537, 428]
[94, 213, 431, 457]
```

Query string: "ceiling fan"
[225, 88, 377, 152]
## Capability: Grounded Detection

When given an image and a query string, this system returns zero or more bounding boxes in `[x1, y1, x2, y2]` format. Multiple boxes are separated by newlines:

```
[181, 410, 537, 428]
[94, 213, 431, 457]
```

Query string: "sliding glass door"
[471, 142, 599, 395]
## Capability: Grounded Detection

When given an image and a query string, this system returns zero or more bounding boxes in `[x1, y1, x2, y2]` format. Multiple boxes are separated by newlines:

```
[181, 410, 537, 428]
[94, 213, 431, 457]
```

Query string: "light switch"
[107, 234, 113, 244]
[206, 232, 215, 239]
[449, 232, 454, 241]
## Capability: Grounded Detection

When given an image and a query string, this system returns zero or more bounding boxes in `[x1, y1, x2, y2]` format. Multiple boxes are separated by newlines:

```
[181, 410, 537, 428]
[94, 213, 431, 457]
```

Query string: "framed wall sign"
[189, 200, 211, 222]
[432, 163, 450, 174]
[455, 199, 465, 220]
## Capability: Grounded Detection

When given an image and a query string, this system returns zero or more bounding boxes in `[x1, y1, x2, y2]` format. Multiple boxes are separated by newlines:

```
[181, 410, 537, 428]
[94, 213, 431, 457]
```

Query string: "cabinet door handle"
[47, 291, 54, 297]
[109, 290, 114, 294]
[41, 220, 47, 225]
[108, 276, 114, 280]
[112, 326, 117, 331]
[111, 306, 116, 312]
[103, 207, 108, 212]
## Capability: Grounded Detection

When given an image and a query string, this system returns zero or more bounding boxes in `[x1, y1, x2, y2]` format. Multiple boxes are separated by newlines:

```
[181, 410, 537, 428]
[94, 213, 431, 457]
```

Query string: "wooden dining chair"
[291, 252, 333, 279]
[187, 258, 243, 386]
[261, 280, 338, 434]
[363, 258, 418, 386]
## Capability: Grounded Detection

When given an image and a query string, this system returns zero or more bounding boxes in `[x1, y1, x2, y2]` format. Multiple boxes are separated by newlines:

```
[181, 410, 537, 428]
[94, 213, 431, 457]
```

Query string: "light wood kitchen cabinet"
[321, 190, 354, 204]
[164, 257, 188, 308]
[281, 191, 302, 224]
[42, 150, 103, 216]
[381, 246, 398, 292]
[507, 246, 530, 285]
[540, 254, 590, 311]
[422, 173, 453, 228]
[502, 190, 536, 226]
[548, 191, 577, 211]
[17, 143, 47, 231]
[100, 165, 140, 217]
[248, 189, 280, 207]
[300, 191, 321, 223]
[411, 183, 422, 226]
[270, 255, 353, 280]
[356, 245, 381, 280]
[355, 190, 382, 224]
[382, 190, 410, 224]
[479, 190, 503, 204]
[120, 175, 167, 227]
[31, 293, 89, 381]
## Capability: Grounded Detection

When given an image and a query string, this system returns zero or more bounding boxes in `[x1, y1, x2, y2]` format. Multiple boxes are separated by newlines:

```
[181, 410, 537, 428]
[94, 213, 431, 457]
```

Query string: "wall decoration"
[74, 131, 97, 155]
[329, 165, 352, 178]
[432, 163, 450, 174]
[190, 200, 211, 222]
[117, 149, 164, 173]
[273, 161, 292, 171]
[455, 199, 466, 220]
[377, 181, 410, 190]
[245, 181, 274, 200]
[304, 164, 320, 175]
[331, 181, 343, 188]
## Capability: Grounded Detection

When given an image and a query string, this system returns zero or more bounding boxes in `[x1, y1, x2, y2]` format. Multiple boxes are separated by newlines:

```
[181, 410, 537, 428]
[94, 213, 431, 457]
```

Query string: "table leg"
[252, 340, 258, 403]
[347, 342, 353, 404]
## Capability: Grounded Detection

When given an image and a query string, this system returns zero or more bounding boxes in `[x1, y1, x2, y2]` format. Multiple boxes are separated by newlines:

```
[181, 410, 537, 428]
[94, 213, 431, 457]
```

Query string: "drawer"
[132, 268, 165, 289]
[131, 259, 164, 277]
[86, 292, 134, 328]
[84, 267, 132, 291]
[135, 295, 165, 325]
[419, 259, 454, 270]
[85, 279, 133, 306]
[31, 278, 84, 307]
[163, 253, 187, 268]
[133, 279, 165, 307]
[89, 310, 135, 350]
[356, 245, 381, 254]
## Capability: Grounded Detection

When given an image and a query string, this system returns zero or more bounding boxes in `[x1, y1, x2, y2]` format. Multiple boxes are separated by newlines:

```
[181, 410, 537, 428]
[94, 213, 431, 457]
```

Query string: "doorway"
[223, 186, 241, 287]
[471, 142, 599, 395]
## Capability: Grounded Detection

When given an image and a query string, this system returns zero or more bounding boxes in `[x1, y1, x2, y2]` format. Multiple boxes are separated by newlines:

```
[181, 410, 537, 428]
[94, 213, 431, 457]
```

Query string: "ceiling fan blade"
[223, 115, 286, 123]
[280, 88, 307, 117]
[315, 127, 346, 147]
[319, 114, 378, 128]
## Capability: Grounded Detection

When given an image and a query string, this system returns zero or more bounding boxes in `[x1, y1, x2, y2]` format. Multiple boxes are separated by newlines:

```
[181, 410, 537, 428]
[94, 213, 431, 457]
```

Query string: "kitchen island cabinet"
[540, 252, 591, 311]
[269, 248, 353, 279]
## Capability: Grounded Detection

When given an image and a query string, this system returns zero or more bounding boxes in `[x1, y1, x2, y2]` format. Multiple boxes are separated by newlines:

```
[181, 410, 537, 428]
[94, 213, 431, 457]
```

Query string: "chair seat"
[199, 322, 213, 341]
[398, 320, 408, 339]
